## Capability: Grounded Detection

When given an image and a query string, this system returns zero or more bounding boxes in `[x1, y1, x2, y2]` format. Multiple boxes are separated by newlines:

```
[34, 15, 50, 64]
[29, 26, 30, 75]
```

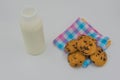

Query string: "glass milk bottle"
[20, 8, 45, 55]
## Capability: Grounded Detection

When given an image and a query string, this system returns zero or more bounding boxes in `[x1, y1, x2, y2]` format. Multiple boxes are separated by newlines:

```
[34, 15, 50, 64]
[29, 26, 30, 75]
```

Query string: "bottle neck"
[21, 7, 38, 21]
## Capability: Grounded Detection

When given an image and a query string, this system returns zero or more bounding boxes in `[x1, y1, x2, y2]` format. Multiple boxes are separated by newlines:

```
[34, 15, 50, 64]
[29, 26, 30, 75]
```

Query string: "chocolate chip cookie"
[90, 46, 107, 66]
[68, 51, 86, 67]
[77, 35, 97, 56]
[64, 39, 78, 53]
[77, 35, 97, 44]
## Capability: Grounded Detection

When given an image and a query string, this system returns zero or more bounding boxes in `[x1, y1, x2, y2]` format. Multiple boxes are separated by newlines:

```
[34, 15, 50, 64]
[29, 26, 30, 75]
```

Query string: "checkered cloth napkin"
[53, 17, 110, 51]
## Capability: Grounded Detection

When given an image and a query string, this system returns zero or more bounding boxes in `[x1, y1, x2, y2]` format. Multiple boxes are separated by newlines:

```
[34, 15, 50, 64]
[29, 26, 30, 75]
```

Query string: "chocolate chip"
[98, 50, 101, 53]
[74, 64, 78, 67]
[87, 47, 89, 50]
[80, 61, 82, 63]
[89, 44, 92, 46]
[92, 61, 95, 63]
[74, 47, 77, 49]
[78, 36, 83, 40]
[67, 49, 70, 52]
[76, 42, 78, 45]
[73, 45, 77, 49]
[81, 51, 84, 54]
[72, 45, 76, 48]
[87, 56, 90, 58]
[72, 44, 75, 46]
[80, 37, 83, 39]
[103, 58, 106, 61]
[101, 57, 103, 60]
[84, 46, 89, 50]
[101, 49, 103, 52]
[80, 47, 83, 49]
[84, 41, 87, 43]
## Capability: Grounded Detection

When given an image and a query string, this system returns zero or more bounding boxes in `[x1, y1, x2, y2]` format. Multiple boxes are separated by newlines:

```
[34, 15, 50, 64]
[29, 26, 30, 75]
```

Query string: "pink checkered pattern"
[53, 18, 110, 51]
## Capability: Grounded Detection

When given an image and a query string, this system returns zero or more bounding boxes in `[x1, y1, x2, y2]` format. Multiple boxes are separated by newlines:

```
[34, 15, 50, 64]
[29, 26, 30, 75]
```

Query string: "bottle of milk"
[20, 7, 45, 55]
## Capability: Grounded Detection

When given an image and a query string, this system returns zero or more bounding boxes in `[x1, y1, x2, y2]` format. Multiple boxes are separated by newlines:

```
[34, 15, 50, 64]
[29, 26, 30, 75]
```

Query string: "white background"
[0, 0, 120, 80]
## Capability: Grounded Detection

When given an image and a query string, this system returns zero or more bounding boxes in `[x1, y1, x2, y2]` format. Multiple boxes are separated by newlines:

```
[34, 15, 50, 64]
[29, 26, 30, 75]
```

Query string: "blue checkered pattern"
[53, 18, 111, 68]
[53, 18, 110, 51]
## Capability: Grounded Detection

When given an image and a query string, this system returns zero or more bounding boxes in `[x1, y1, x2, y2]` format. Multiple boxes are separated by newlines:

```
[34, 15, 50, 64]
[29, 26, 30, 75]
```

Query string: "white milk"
[20, 8, 45, 55]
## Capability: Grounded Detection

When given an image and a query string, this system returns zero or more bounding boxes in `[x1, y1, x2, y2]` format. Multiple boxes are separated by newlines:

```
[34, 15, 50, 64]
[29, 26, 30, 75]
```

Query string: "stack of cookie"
[65, 35, 107, 67]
